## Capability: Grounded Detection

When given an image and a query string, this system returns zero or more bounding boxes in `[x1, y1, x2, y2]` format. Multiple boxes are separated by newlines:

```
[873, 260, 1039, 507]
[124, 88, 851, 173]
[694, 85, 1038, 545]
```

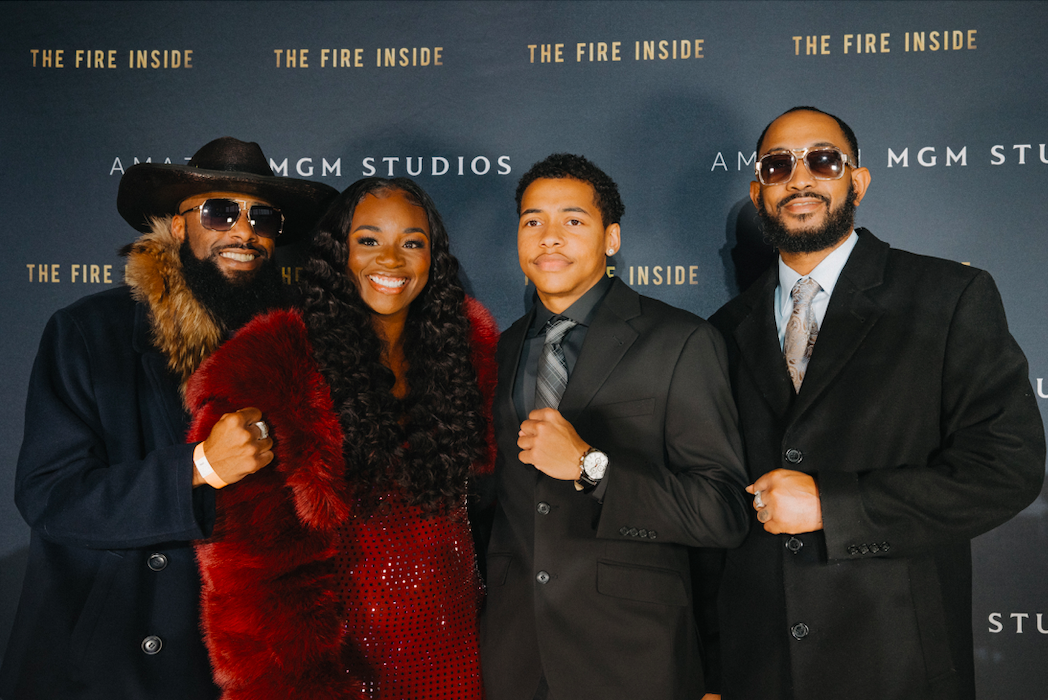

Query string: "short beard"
[179, 239, 286, 334]
[758, 183, 857, 254]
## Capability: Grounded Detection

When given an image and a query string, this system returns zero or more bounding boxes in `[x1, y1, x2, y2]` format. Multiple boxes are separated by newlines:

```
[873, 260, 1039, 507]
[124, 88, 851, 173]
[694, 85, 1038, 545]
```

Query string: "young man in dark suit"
[709, 107, 1045, 700]
[479, 153, 750, 700]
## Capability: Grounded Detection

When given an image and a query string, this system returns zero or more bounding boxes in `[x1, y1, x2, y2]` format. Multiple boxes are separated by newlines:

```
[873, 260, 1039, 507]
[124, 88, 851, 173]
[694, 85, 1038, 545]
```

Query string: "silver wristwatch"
[575, 447, 609, 491]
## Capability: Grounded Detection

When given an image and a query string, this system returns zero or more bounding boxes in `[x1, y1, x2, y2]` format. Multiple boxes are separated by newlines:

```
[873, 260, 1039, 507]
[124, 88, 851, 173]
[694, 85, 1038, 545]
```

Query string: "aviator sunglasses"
[754, 146, 853, 186]
[178, 198, 284, 239]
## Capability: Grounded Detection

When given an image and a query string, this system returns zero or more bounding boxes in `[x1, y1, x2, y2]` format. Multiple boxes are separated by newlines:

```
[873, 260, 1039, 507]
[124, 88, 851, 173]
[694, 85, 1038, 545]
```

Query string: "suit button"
[536, 570, 550, 584]
[638, 529, 648, 538]
[784, 449, 803, 464]
[785, 537, 803, 554]
[791, 623, 809, 640]
[859, 544, 869, 555]
[628, 527, 638, 537]
[141, 635, 163, 655]
[881, 541, 891, 552]
[619, 526, 629, 536]
[648, 530, 657, 540]
[147, 553, 168, 571]
[848, 545, 860, 556]
[536, 502, 551, 515]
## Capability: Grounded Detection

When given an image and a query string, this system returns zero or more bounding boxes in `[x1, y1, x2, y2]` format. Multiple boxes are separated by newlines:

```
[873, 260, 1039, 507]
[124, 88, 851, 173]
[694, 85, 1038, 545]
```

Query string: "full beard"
[758, 183, 858, 254]
[179, 239, 287, 334]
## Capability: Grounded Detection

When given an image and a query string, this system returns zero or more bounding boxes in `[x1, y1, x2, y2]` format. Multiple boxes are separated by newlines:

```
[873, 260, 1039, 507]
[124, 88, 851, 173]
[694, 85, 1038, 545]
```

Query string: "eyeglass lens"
[200, 199, 283, 238]
[760, 150, 845, 185]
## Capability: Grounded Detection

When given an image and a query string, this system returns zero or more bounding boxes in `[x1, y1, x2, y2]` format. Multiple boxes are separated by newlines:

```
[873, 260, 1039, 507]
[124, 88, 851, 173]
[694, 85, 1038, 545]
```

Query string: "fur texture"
[188, 299, 498, 699]
[124, 216, 223, 400]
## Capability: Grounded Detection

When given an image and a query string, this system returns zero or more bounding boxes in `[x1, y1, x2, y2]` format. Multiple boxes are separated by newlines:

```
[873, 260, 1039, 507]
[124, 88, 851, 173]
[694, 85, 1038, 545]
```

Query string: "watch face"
[583, 450, 608, 479]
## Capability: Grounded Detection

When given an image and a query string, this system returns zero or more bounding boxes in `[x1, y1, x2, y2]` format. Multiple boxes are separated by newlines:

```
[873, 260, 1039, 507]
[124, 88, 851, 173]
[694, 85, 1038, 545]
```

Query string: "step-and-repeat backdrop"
[2, 2, 1046, 696]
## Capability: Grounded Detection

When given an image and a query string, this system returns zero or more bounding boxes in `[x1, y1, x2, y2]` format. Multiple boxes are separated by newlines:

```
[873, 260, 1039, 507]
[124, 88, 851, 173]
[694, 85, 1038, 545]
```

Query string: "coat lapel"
[789, 229, 888, 419]
[732, 271, 794, 418]
[558, 279, 639, 423]
[132, 302, 188, 444]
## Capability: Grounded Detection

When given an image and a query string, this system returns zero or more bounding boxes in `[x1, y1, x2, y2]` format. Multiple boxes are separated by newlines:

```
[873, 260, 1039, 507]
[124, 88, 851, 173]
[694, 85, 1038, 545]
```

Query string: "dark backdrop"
[3, 2, 1046, 697]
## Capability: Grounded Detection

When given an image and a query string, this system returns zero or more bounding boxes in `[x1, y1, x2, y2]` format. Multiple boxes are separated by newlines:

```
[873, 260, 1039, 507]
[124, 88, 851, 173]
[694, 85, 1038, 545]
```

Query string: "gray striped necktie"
[535, 317, 578, 410]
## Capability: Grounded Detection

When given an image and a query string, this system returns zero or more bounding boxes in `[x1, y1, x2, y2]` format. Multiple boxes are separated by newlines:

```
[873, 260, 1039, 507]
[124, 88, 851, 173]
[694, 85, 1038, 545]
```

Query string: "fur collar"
[124, 217, 223, 401]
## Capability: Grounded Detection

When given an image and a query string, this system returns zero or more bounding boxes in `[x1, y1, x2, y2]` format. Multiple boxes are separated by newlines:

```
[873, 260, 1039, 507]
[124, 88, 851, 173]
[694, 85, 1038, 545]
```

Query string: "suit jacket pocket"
[596, 559, 688, 606]
[592, 397, 655, 419]
[486, 553, 513, 587]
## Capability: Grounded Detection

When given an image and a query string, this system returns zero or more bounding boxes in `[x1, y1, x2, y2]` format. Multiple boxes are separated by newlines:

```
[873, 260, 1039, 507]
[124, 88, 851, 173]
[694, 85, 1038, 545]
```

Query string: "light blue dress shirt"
[774, 231, 859, 350]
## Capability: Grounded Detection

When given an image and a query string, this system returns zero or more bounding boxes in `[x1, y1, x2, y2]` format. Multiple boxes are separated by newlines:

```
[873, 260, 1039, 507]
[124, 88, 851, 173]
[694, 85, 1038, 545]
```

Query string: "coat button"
[619, 526, 629, 536]
[791, 623, 809, 640]
[638, 529, 648, 538]
[881, 541, 891, 552]
[141, 635, 163, 655]
[536, 502, 551, 515]
[859, 544, 870, 555]
[784, 449, 803, 464]
[628, 527, 638, 537]
[536, 570, 550, 584]
[648, 530, 657, 540]
[848, 545, 860, 556]
[785, 537, 803, 554]
[147, 553, 168, 571]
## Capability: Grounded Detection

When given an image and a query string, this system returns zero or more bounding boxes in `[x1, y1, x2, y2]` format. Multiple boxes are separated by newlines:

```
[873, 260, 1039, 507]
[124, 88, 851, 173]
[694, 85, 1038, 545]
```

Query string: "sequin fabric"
[333, 489, 485, 699]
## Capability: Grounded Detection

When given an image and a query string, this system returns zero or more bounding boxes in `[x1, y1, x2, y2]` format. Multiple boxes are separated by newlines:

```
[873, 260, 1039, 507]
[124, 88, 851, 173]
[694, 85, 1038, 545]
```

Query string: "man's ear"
[850, 167, 872, 207]
[749, 180, 762, 210]
[171, 214, 186, 243]
[604, 223, 621, 256]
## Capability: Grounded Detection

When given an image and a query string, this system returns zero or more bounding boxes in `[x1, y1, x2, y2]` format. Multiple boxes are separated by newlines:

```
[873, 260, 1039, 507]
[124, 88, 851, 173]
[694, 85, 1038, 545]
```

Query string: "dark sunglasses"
[754, 146, 853, 186]
[178, 198, 284, 239]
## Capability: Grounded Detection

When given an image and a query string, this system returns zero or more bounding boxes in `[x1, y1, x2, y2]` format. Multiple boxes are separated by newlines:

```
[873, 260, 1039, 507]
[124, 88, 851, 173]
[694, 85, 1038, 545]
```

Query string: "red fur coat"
[187, 298, 498, 699]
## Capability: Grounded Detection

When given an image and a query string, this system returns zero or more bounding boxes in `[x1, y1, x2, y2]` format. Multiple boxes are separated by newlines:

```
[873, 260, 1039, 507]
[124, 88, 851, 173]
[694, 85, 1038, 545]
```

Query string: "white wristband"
[194, 442, 228, 489]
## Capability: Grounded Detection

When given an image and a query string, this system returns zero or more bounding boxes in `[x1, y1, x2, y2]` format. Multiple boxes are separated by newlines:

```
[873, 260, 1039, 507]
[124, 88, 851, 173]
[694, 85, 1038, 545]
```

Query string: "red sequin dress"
[333, 489, 485, 700]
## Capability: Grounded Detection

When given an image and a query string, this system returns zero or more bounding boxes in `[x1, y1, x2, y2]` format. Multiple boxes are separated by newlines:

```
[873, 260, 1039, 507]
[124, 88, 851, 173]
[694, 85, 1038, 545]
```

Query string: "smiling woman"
[185, 177, 499, 700]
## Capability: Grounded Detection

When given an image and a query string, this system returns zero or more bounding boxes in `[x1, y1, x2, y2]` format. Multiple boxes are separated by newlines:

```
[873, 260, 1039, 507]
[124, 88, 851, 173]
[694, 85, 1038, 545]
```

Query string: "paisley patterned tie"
[783, 278, 821, 393]
[535, 317, 577, 410]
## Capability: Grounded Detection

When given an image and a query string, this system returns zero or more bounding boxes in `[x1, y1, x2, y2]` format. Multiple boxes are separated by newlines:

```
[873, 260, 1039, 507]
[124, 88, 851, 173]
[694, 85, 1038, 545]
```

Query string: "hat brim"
[117, 163, 338, 245]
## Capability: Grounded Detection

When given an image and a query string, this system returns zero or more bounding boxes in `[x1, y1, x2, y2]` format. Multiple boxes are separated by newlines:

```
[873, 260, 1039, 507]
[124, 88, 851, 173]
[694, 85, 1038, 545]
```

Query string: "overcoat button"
[536, 570, 550, 584]
[785, 537, 803, 553]
[537, 502, 551, 515]
[141, 635, 163, 654]
[147, 553, 168, 571]
[785, 449, 803, 464]
[791, 623, 809, 640]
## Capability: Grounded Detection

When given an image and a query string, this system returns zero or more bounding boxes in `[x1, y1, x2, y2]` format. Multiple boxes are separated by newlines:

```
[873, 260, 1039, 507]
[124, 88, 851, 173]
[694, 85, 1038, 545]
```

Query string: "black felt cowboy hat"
[117, 137, 338, 245]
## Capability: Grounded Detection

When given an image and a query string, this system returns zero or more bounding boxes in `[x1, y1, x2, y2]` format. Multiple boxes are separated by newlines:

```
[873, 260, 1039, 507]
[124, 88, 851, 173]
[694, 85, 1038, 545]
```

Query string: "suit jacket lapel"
[496, 308, 532, 426]
[733, 271, 794, 418]
[790, 229, 888, 419]
[558, 279, 639, 423]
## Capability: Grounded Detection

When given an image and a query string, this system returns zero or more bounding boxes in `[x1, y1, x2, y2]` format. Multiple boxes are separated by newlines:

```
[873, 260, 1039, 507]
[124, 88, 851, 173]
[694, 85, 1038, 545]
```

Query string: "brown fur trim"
[124, 216, 223, 403]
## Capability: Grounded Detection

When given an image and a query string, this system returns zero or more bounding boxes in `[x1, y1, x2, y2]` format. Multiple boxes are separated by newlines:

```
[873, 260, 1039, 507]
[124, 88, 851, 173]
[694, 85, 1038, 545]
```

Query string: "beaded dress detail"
[333, 490, 485, 699]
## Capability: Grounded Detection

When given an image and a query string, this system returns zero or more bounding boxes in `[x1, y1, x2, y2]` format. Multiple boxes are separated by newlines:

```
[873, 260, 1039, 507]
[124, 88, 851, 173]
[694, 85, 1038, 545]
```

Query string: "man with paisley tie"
[708, 107, 1045, 700]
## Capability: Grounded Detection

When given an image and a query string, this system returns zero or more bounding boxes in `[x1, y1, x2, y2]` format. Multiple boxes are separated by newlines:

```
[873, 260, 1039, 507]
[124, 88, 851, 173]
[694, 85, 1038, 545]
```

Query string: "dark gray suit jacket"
[709, 229, 1045, 700]
[479, 278, 750, 700]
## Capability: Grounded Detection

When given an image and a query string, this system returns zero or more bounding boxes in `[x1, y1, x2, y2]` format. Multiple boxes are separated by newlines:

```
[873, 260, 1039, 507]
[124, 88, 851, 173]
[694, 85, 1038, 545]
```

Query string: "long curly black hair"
[298, 177, 486, 514]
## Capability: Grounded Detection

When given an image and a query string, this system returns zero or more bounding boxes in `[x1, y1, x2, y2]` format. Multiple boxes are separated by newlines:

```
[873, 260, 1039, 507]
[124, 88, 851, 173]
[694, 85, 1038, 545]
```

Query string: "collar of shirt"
[774, 230, 858, 349]
[527, 274, 612, 338]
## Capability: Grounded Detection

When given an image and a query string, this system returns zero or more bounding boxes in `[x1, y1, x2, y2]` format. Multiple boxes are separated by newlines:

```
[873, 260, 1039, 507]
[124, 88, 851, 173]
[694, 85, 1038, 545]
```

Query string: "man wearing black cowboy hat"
[0, 137, 337, 700]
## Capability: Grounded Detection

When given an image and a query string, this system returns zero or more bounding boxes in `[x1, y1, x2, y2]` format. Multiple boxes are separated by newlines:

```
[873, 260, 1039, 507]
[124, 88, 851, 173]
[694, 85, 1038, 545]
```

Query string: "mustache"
[777, 190, 831, 208]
